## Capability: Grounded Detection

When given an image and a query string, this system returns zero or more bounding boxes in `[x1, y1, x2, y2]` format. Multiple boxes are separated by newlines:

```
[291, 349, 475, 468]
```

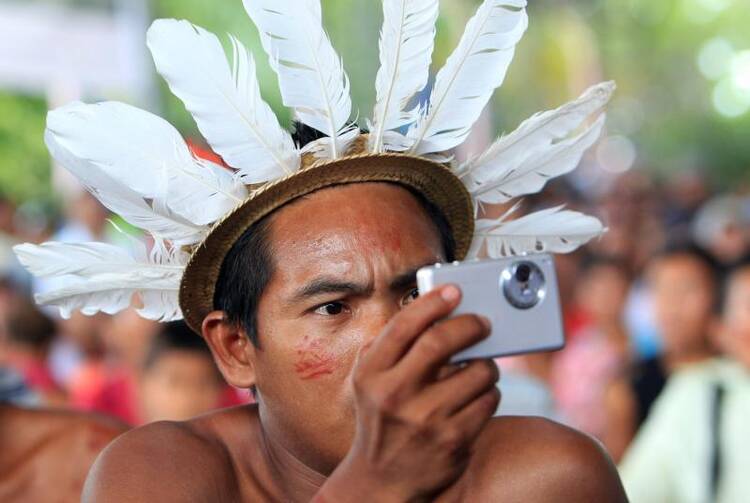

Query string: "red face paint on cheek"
[293, 336, 337, 380]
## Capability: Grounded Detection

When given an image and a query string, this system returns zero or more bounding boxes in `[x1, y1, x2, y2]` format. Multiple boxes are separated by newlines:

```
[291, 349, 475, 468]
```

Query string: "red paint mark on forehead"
[293, 336, 337, 380]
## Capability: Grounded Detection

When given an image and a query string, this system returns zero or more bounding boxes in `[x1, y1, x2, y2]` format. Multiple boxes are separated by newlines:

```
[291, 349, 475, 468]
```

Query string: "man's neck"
[662, 346, 712, 372]
[258, 415, 327, 502]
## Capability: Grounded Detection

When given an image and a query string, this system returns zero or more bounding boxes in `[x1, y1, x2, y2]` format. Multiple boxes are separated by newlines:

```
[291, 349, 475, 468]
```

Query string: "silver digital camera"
[417, 254, 564, 361]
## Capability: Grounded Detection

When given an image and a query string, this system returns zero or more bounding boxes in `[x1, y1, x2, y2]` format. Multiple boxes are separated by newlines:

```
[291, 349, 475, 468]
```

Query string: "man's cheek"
[293, 335, 338, 380]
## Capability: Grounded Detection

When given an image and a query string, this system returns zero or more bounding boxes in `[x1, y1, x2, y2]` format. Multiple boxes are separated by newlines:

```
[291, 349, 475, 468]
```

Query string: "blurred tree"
[0, 92, 52, 205]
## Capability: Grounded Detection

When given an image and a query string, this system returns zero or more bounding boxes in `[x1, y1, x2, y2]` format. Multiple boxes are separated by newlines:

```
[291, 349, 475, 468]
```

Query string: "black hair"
[6, 298, 55, 349]
[652, 239, 723, 281]
[143, 321, 217, 373]
[213, 123, 456, 347]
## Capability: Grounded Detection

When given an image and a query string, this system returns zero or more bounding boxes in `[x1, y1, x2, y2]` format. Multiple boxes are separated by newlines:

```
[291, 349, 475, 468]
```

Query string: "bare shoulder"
[459, 417, 627, 502]
[0, 405, 127, 469]
[0, 405, 128, 503]
[82, 408, 247, 503]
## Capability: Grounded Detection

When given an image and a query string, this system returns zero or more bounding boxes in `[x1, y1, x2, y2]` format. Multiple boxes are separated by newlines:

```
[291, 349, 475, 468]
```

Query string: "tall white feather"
[301, 125, 360, 161]
[470, 206, 605, 257]
[243, 0, 352, 158]
[370, 0, 439, 153]
[147, 19, 299, 183]
[46, 102, 248, 226]
[45, 131, 207, 245]
[461, 81, 614, 204]
[13, 242, 184, 321]
[407, 0, 527, 156]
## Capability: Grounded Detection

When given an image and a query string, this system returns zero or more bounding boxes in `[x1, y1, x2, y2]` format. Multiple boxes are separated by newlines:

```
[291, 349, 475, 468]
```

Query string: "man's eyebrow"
[389, 262, 436, 291]
[290, 277, 372, 303]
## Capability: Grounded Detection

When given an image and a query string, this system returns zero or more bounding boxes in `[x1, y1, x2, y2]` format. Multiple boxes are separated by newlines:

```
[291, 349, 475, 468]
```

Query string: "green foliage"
[0, 92, 52, 205]
[0, 0, 748, 212]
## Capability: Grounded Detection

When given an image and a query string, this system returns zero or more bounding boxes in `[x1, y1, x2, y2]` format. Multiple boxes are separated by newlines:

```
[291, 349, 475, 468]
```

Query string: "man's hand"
[316, 285, 500, 502]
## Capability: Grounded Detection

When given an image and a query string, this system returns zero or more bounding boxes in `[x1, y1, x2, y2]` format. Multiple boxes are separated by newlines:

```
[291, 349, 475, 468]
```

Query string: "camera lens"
[515, 264, 531, 283]
[501, 261, 546, 310]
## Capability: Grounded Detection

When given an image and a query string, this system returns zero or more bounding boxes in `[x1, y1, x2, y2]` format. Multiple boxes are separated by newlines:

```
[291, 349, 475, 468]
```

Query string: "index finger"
[356, 285, 461, 373]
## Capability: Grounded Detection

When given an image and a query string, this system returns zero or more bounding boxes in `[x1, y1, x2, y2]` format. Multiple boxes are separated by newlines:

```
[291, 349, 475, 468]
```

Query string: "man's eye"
[314, 302, 346, 316]
[402, 288, 420, 306]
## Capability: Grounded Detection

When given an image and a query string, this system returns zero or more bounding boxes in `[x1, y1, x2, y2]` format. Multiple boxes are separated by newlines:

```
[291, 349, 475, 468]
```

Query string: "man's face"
[252, 183, 444, 473]
[649, 254, 715, 353]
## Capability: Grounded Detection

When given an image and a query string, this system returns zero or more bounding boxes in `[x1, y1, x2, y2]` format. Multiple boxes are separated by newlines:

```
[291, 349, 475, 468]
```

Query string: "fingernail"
[440, 285, 460, 303]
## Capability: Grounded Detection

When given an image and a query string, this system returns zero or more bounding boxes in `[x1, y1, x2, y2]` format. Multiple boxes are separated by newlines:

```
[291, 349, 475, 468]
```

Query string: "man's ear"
[202, 311, 256, 388]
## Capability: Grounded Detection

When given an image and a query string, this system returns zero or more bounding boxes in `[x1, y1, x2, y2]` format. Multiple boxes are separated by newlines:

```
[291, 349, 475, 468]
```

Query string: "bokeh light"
[696, 37, 734, 80]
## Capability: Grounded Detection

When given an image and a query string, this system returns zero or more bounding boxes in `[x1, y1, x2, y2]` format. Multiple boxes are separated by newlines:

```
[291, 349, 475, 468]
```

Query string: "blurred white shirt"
[619, 359, 750, 503]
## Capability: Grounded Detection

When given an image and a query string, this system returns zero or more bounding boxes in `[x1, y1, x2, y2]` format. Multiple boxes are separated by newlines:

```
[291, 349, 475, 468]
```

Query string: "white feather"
[301, 125, 360, 161]
[45, 131, 207, 245]
[470, 206, 605, 257]
[407, 0, 527, 156]
[162, 155, 247, 226]
[370, 0, 439, 153]
[408, 0, 528, 155]
[46, 101, 248, 226]
[243, 0, 352, 158]
[147, 19, 299, 183]
[462, 81, 614, 204]
[13, 242, 184, 321]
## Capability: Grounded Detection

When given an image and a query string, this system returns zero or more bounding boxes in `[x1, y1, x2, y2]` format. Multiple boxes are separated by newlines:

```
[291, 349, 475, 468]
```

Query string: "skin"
[574, 263, 633, 462]
[83, 183, 626, 502]
[648, 254, 717, 368]
[139, 350, 224, 423]
[718, 267, 750, 368]
[0, 405, 127, 503]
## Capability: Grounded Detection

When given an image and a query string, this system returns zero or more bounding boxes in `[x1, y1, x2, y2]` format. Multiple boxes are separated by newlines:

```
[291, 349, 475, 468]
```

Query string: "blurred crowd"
[1, 166, 749, 500]
[496, 168, 750, 501]
[0, 188, 251, 426]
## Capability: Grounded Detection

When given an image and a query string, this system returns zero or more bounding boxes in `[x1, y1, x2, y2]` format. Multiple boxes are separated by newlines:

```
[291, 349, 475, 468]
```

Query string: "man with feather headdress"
[15, 0, 627, 500]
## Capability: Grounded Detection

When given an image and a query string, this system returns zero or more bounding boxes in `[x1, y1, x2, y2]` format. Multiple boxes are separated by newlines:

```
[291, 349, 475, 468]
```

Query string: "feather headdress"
[14, 0, 614, 330]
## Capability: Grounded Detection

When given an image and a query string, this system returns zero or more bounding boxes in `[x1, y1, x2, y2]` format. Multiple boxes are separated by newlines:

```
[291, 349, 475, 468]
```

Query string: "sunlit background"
[1, 0, 749, 212]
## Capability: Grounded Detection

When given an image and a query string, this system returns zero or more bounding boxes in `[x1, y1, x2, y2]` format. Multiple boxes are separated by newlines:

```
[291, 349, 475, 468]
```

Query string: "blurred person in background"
[594, 171, 665, 273]
[607, 242, 720, 451]
[593, 171, 667, 361]
[663, 169, 711, 236]
[138, 321, 227, 423]
[36, 192, 111, 390]
[75, 318, 241, 425]
[71, 309, 161, 424]
[0, 367, 38, 407]
[619, 258, 750, 502]
[0, 295, 65, 405]
[550, 255, 633, 460]
[62, 313, 109, 400]
[692, 194, 750, 267]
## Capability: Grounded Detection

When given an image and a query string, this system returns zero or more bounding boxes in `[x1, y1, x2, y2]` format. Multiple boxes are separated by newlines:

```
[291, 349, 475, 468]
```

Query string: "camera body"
[417, 254, 564, 361]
